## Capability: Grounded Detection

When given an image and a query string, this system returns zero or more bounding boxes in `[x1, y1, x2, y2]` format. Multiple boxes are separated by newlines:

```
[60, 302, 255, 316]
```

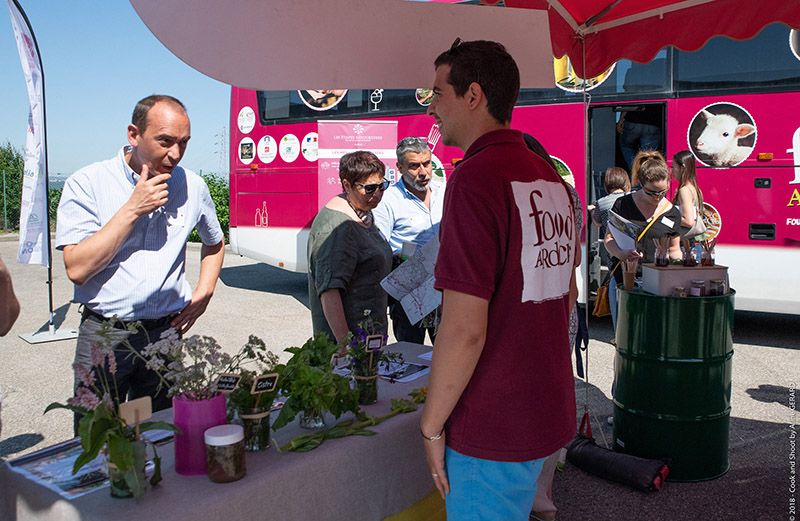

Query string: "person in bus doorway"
[617, 104, 662, 173]
[671, 149, 705, 242]
[307, 151, 393, 345]
[373, 137, 444, 345]
[56, 95, 225, 433]
[420, 39, 579, 520]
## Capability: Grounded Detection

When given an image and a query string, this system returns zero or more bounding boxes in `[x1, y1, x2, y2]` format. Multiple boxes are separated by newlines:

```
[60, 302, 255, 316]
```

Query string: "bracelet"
[421, 427, 444, 441]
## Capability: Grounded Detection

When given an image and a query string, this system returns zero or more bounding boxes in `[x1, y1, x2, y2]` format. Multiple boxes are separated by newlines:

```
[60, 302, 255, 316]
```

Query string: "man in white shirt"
[374, 137, 444, 344]
[56, 95, 224, 428]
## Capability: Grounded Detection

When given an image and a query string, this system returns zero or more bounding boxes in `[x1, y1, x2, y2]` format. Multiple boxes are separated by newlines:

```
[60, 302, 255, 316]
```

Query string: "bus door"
[586, 102, 666, 296]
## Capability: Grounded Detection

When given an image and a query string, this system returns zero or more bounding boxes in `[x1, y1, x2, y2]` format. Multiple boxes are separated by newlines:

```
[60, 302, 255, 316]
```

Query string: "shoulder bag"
[593, 205, 667, 317]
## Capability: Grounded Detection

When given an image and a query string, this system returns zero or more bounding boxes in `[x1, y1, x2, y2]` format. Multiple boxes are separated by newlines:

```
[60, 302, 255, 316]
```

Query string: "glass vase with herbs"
[45, 342, 180, 499]
[345, 314, 402, 406]
[224, 335, 284, 452]
[272, 333, 359, 431]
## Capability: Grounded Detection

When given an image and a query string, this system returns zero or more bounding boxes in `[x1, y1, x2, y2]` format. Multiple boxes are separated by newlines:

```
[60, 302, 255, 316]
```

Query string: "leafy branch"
[275, 387, 427, 453]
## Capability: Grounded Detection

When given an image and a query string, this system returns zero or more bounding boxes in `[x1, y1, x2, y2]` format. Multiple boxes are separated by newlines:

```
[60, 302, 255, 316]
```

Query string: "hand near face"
[128, 164, 170, 217]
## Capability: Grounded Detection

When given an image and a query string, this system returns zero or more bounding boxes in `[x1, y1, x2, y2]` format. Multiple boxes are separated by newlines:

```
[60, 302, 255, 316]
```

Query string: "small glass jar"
[689, 280, 706, 297]
[711, 279, 726, 296]
[205, 424, 246, 483]
[672, 286, 686, 298]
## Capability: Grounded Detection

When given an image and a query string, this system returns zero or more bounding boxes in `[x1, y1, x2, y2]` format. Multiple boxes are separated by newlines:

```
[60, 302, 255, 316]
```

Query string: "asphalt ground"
[0, 234, 797, 520]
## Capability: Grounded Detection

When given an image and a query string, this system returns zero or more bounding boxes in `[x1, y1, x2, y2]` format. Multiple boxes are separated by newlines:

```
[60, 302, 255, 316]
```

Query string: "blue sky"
[1, 2, 230, 177]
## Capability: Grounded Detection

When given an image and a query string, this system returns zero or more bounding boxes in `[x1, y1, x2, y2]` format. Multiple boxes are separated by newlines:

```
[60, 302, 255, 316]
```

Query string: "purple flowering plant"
[344, 310, 402, 378]
[45, 341, 180, 497]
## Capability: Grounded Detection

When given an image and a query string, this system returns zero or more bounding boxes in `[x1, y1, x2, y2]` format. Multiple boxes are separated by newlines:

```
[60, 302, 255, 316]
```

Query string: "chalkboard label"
[251, 373, 279, 394]
[365, 334, 384, 353]
[215, 373, 241, 393]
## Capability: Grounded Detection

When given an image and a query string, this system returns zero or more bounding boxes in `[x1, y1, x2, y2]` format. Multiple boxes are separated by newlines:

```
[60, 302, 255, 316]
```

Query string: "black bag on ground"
[566, 433, 670, 492]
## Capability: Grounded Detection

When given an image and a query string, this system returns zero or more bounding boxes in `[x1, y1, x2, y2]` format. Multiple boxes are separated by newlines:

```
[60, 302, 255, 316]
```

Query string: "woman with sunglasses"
[604, 152, 682, 335]
[307, 151, 393, 345]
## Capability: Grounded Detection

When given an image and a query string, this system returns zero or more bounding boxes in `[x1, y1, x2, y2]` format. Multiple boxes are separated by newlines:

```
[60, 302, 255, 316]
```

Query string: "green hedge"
[189, 172, 230, 243]
[0, 142, 24, 233]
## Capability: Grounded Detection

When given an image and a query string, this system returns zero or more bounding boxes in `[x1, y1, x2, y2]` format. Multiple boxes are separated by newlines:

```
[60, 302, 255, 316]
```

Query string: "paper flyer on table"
[380, 235, 441, 325]
[7, 432, 165, 500]
[7, 438, 110, 499]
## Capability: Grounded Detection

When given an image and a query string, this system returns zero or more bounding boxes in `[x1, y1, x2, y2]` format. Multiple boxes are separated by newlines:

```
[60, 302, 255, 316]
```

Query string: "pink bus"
[229, 23, 800, 315]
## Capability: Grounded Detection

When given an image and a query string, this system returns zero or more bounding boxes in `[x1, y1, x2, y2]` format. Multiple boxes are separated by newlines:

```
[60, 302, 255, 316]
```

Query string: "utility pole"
[218, 126, 228, 175]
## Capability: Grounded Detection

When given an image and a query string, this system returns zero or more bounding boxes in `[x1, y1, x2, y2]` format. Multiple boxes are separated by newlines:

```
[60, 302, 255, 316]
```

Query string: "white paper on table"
[379, 362, 430, 383]
[417, 351, 433, 361]
[380, 236, 441, 325]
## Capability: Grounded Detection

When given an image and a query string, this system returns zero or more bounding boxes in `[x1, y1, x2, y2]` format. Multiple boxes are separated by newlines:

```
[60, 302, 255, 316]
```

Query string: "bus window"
[676, 23, 800, 93]
[261, 91, 291, 120]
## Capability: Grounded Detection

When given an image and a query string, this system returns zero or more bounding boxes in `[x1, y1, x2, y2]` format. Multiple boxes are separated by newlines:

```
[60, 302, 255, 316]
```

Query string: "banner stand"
[8, 0, 78, 344]
[19, 327, 78, 344]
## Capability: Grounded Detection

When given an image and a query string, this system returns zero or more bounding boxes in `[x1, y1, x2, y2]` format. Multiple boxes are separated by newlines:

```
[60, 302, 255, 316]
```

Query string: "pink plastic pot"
[172, 393, 227, 476]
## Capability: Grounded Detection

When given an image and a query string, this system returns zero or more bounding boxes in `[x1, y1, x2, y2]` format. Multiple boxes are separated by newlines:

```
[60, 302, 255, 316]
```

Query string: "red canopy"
[506, 0, 800, 78]
[130, 0, 800, 90]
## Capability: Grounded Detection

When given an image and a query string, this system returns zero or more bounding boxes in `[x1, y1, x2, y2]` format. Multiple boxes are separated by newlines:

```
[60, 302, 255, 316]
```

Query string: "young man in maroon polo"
[420, 39, 579, 520]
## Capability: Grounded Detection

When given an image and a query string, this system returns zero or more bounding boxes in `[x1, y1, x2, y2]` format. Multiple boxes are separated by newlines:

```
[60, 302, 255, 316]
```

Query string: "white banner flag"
[8, 0, 49, 266]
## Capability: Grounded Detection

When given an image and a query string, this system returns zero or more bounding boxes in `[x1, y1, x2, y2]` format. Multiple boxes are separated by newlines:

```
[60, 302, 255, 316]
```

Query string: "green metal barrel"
[612, 287, 735, 482]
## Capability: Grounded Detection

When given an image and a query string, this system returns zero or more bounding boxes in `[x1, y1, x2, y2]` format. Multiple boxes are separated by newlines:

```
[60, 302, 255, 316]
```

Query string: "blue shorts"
[444, 446, 545, 521]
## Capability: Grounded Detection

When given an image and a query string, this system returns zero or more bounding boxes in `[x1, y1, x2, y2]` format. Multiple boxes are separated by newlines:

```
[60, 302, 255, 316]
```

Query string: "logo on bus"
[237, 106, 255, 134]
[239, 137, 255, 165]
[302, 132, 319, 162]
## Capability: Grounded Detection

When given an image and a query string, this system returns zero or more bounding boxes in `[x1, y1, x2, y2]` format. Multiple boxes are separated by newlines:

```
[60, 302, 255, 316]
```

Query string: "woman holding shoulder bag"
[671, 150, 706, 241]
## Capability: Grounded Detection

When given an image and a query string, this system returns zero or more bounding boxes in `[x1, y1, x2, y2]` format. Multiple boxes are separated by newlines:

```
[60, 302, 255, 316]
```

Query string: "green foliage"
[44, 401, 179, 493]
[44, 334, 181, 497]
[0, 142, 23, 232]
[272, 333, 359, 432]
[48, 188, 62, 229]
[189, 172, 229, 243]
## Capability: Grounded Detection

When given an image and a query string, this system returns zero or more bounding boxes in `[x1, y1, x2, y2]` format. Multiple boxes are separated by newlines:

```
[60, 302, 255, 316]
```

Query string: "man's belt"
[81, 306, 175, 331]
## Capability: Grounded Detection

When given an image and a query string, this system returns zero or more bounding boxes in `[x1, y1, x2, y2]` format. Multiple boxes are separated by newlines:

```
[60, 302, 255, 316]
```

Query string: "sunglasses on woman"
[643, 187, 669, 198]
[354, 180, 390, 194]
